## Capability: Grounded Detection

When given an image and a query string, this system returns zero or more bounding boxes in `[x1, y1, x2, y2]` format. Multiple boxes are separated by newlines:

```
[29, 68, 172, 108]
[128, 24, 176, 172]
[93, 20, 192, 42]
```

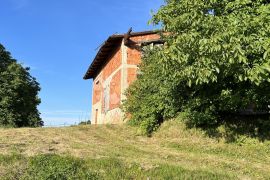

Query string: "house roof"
[83, 30, 159, 80]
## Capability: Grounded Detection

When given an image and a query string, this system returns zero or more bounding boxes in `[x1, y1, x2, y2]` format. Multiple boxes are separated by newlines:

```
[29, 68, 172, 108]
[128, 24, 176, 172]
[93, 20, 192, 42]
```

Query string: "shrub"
[123, 0, 270, 134]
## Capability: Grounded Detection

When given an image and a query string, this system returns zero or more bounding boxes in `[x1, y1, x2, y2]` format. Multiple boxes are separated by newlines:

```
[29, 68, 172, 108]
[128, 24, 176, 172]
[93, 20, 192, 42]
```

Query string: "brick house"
[84, 29, 162, 124]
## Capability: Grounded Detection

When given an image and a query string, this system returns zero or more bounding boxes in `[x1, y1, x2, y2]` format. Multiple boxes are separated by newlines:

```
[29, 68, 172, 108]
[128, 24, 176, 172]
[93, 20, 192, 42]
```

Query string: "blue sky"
[0, 0, 164, 126]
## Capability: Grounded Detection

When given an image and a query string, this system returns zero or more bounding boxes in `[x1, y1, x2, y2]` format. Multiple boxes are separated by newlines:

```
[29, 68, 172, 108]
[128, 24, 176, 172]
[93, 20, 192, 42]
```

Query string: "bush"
[78, 120, 91, 125]
[123, 46, 182, 135]
[123, 0, 270, 134]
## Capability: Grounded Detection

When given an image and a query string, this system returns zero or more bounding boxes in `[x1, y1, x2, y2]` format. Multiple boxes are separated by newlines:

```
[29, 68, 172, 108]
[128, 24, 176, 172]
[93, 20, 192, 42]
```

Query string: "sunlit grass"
[0, 120, 269, 179]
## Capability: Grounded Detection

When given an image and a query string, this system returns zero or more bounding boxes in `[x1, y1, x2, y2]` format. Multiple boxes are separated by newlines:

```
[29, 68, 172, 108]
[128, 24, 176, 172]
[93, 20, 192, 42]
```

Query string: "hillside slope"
[0, 121, 269, 179]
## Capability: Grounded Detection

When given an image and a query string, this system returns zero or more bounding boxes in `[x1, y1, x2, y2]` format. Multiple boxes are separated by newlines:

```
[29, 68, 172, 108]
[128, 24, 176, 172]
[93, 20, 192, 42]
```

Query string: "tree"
[0, 44, 43, 127]
[123, 0, 270, 134]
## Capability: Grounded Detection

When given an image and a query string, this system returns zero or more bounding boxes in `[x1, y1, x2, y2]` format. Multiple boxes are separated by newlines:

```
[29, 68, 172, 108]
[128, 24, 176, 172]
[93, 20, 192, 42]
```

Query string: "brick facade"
[86, 31, 160, 124]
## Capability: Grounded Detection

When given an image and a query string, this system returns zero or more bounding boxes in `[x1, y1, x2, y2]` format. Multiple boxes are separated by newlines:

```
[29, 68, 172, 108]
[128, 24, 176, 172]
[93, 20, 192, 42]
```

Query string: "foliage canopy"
[0, 44, 43, 127]
[123, 0, 270, 134]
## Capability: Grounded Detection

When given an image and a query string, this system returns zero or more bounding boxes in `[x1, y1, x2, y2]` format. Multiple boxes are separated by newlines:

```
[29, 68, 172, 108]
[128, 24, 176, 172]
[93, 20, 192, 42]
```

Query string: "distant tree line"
[0, 44, 43, 127]
[78, 120, 91, 125]
[123, 0, 270, 135]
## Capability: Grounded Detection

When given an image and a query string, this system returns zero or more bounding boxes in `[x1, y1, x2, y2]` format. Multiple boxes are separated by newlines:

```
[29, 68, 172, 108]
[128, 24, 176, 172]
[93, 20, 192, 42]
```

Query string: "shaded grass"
[0, 154, 233, 180]
[200, 114, 270, 142]
[87, 157, 233, 180]
[0, 120, 269, 179]
[0, 154, 98, 180]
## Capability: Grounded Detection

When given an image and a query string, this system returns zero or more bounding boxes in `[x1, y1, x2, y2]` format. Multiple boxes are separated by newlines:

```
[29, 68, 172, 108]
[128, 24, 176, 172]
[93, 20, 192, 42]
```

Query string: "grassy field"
[0, 120, 270, 179]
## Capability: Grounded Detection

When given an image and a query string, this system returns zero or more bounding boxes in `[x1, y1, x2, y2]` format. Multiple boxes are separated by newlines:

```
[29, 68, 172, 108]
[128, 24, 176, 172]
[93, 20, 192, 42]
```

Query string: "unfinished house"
[83, 29, 162, 124]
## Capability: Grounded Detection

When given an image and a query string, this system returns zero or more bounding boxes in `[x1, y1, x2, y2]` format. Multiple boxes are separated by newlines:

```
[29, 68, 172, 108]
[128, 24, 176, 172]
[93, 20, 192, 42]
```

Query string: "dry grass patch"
[0, 120, 269, 179]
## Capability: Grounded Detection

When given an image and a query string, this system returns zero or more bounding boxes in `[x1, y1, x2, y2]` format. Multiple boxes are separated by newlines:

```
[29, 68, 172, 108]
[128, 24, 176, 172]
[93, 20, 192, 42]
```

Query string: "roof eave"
[83, 35, 124, 79]
[83, 30, 161, 80]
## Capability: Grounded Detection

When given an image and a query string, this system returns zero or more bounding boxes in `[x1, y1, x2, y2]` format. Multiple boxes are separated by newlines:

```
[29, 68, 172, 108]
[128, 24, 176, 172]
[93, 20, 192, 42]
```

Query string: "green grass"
[0, 154, 233, 180]
[0, 154, 98, 180]
[0, 120, 269, 179]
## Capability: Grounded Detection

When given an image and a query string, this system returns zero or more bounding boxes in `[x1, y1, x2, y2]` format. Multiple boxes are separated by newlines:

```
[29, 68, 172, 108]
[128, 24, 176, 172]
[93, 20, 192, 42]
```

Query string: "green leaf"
[263, 51, 268, 60]
[215, 67, 220, 74]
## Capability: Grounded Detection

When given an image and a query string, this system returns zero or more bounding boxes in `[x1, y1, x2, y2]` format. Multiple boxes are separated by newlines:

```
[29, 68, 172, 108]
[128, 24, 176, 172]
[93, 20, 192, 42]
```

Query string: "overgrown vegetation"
[78, 120, 91, 125]
[123, 0, 270, 134]
[0, 122, 269, 179]
[0, 44, 42, 127]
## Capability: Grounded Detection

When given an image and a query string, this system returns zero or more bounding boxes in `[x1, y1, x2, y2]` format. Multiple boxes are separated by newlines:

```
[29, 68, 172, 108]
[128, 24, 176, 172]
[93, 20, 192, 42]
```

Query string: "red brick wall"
[92, 45, 122, 114]
[127, 34, 160, 65]
[110, 70, 121, 110]
[127, 68, 137, 86]
[92, 76, 102, 105]
[92, 33, 161, 112]
[126, 33, 160, 84]
[127, 48, 141, 65]
[102, 46, 122, 80]
[92, 45, 122, 107]
[130, 34, 161, 42]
